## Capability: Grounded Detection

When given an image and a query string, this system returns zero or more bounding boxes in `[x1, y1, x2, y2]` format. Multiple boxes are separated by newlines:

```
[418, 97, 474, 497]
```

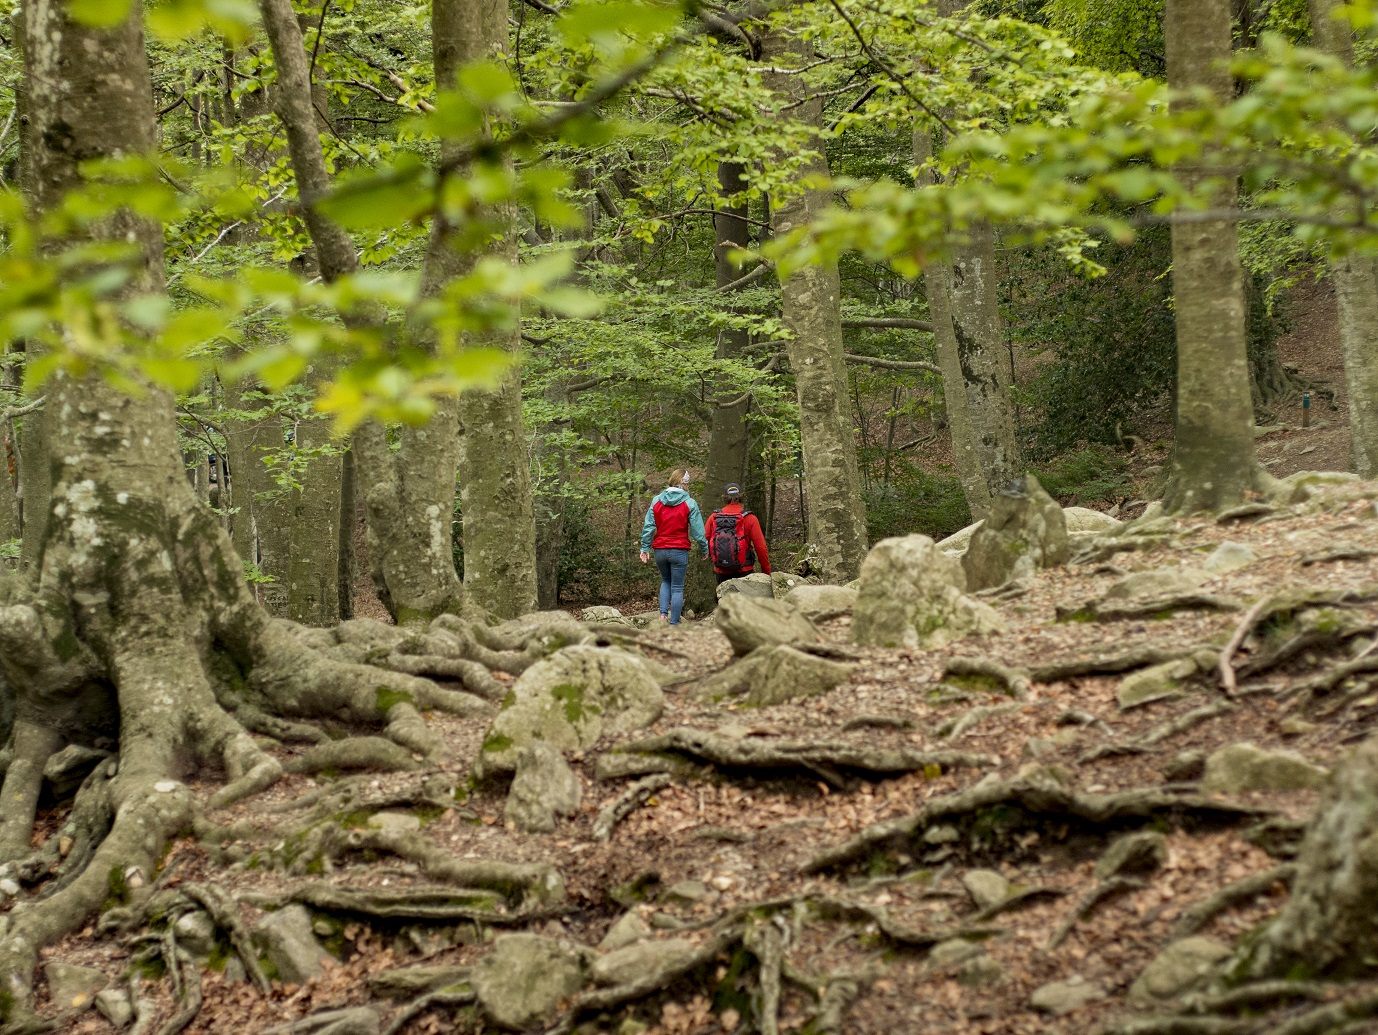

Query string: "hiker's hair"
[669, 468, 690, 487]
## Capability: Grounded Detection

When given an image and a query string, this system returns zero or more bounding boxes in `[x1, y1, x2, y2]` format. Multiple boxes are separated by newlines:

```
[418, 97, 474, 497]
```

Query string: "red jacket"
[705, 502, 771, 574]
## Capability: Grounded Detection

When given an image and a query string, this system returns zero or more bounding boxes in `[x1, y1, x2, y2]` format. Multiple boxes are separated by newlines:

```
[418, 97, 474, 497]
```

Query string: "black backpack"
[710, 509, 756, 574]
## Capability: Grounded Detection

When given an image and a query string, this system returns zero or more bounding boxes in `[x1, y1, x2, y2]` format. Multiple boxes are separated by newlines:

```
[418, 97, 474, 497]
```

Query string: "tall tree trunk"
[1162, 0, 1262, 512]
[257, 0, 465, 623]
[688, 160, 757, 610]
[1308, 0, 1378, 477]
[762, 31, 868, 583]
[442, 0, 539, 621]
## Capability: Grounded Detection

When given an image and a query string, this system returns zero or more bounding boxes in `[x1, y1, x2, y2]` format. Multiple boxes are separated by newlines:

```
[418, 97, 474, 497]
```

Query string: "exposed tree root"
[1169, 864, 1295, 939]
[941, 657, 1032, 698]
[242, 880, 560, 924]
[1047, 875, 1144, 949]
[1031, 646, 1207, 683]
[283, 738, 423, 775]
[598, 727, 995, 789]
[804, 769, 1266, 874]
[1061, 591, 1243, 624]
[1080, 700, 1238, 764]
[594, 773, 673, 841]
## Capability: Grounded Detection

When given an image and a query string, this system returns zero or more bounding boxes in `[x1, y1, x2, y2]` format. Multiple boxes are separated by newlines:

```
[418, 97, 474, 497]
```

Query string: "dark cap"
[723, 483, 742, 498]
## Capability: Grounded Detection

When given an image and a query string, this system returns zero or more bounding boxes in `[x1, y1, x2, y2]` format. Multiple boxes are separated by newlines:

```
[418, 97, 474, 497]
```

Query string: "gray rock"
[254, 904, 333, 984]
[957, 954, 1006, 988]
[1096, 831, 1168, 880]
[716, 573, 775, 600]
[592, 938, 697, 986]
[1129, 936, 1231, 1003]
[769, 572, 808, 598]
[43, 961, 107, 1011]
[173, 909, 219, 957]
[599, 911, 653, 952]
[715, 595, 820, 657]
[1275, 470, 1359, 504]
[0, 877, 20, 897]
[1203, 541, 1257, 575]
[785, 583, 859, 618]
[664, 880, 709, 904]
[745, 646, 854, 706]
[1202, 742, 1329, 794]
[853, 535, 1005, 650]
[1117, 658, 1197, 710]
[580, 605, 627, 624]
[1063, 507, 1123, 536]
[471, 934, 588, 1030]
[95, 988, 133, 1028]
[1104, 567, 1209, 602]
[961, 869, 1010, 910]
[478, 646, 663, 775]
[1165, 750, 1207, 782]
[962, 475, 1070, 590]
[505, 743, 582, 833]
[1030, 975, 1105, 1015]
[366, 811, 422, 836]
[929, 938, 984, 968]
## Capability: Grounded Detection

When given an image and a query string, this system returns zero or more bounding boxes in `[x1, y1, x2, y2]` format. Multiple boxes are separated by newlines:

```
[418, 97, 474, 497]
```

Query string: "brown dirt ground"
[18, 475, 1378, 1035]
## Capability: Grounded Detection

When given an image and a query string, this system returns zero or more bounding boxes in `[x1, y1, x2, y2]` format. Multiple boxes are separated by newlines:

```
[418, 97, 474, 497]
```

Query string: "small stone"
[1164, 750, 1206, 782]
[471, 933, 588, 1030]
[715, 572, 776, 600]
[1280, 717, 1319, 737]
[664, 880, 709, 904]
[253, 904, 333, 984]
[1202, 742, 1329, 794]
[961, 869, 1010, 909]
[94, 988, 133, 1028]
[173, 909, 219, 957]
[580, 605, 627, 623]
[57, 836, 73, 857]
[592, 938, 697, 986]
[1030, 975, 1105, 1015]
[1117, 658, 1197, 710]
[1096, 831, 1167, 880]
[924, 825, 960, 845]
[42, 961, 108, 1011]
[1204, 541, 1257, 575]
[1129, 936, 1231, 1003]
[929, 938, 983, 968]
[599, 911, 653, 952]
[710, 875, 734, 891]
[0, 878, 19, 897]
[154, 779, 180, 793]
[957, 954, 1006, 988]
[785, 583, 859, 617]
[367, 810, 423, 835]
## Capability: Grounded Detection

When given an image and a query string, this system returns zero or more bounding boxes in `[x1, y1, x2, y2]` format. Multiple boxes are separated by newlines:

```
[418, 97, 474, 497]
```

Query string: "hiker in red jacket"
[706, 483, 771, 584]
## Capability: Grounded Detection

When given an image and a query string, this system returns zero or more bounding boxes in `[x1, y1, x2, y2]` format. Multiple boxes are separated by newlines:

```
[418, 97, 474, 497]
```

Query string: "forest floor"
[23, 473, 1378, 1035]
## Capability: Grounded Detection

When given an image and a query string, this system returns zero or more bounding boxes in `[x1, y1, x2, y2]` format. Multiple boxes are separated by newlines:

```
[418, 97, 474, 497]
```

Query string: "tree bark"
[1244, 733, 1378, 978]
[1162, 0, 1263, 512]
[762, 31, 869, 583]
[439, 0, 539, 621]
[1308, 0, 1378, 477]
[257, 0, 466, 623]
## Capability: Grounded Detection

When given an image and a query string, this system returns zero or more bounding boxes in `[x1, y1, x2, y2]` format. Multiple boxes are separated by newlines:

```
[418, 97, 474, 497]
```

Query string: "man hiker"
[639, 468, 709, 625]
[706, 483, 771, 584]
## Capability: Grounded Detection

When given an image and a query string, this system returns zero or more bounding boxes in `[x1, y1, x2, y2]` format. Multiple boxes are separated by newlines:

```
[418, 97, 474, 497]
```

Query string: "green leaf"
[66, 0, 134, 27]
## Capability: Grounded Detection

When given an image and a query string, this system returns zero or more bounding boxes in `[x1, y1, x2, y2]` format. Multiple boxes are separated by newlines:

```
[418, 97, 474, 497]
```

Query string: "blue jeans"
[654, 549, 689, 624]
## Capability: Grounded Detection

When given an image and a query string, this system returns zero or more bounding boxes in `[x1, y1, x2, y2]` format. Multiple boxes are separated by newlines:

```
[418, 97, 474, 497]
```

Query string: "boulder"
[1203, 541, 1257, 575]
[253, 904, 334, 984]
[962, 475, 1069, 590]
[172, 909, 219, 957]
[716, 573, 775, 600]
[1117, 658, 1197, 710]
[505, 743, 582, 833]
[957, 954, 1006, 988]
[714, 595, 819, 657]
[1096, 831, 1167, 880]
[477, 646, 663, 776]
[470, 934, 589, 1031]
[366, 811, 423, 836]
[1029, 975, 1105, 1015]
[94, 988, 133, 1027]
[785, 583, 859, 618]
[853, 535, 1005, 650]
[769, 572, 809, 598]
[591, 938, 698, 987]
[1104, 567, 1209, 602]
[1202, 742, 1329, 794]
[743, 646, 854, 707]
[960, 869, 1010, 910]
[1063, 506, 1123, 536]
[1129, 936, 1231, 1003]
[42, 961, 107, 1011]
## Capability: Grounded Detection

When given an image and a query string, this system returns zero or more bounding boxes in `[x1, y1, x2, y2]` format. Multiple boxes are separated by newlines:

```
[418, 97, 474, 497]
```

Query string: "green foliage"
[1034, 445, 1133, 506]
[863, 469, 972, 542]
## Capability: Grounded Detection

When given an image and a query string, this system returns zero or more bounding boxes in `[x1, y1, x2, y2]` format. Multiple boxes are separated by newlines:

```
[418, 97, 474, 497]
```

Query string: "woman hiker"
[706, 482, 771, 584]
[639, 468, 709, 625]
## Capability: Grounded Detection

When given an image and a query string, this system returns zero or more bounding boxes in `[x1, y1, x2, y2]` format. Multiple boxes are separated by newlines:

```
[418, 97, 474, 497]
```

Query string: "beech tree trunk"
[1162, 0, 1263, 512]
[442, 0, 539, 621]
[1244, 734, 1378, 978]
[1308, 0, 1378, 477]
[762, 32, 869, 583]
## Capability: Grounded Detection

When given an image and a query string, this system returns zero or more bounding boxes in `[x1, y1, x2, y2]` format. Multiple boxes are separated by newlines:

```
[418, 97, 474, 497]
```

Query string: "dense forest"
[4, 0, 1378, 1031]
